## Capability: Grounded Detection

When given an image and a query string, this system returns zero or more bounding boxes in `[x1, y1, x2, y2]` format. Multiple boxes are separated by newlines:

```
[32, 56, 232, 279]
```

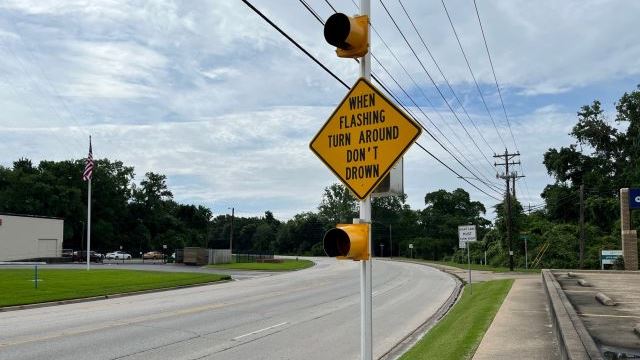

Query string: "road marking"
[0, 281, 327, 349]
[232, 322, 288, 341]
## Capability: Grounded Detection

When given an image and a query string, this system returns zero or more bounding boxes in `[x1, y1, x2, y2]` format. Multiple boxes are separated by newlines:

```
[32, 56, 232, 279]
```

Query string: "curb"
[0, 278, 232, 313]
[541, 270, 603, 360]
[378, 260, 464, 360]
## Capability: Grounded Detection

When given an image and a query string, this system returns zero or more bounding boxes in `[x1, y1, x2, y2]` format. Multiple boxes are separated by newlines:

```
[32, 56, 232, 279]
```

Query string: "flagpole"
[87, 178, 91, 271]
[84, 135, 93, 271]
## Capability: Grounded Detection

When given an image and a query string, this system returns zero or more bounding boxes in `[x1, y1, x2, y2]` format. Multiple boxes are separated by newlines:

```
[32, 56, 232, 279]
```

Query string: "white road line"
[232, 322, 288, 341]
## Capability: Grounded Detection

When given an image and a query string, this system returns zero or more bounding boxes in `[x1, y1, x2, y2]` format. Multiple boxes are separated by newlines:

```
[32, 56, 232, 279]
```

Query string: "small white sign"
[458, 225, 476, 249]
[408, 244, 414, 249]
[458, 225, 477, 242]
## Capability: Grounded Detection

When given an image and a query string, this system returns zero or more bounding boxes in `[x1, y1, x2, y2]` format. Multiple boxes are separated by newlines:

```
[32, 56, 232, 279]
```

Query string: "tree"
[420, 188, 490, 260]
[318, 183, 357, 225]
[536, 85, 640, 268]
[252, 223, 276, 253]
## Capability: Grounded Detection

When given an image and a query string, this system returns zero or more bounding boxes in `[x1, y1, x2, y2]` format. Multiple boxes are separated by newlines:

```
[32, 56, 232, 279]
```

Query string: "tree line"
[0, 157, 490, 258]
[1, 86, 638, 268]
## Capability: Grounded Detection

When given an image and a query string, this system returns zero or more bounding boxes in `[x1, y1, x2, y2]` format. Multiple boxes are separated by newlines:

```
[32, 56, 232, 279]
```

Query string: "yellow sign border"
[309, 77, 422, 199]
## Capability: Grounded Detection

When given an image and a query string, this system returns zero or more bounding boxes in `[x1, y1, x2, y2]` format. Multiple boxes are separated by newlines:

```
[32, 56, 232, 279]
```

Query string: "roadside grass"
[411, 259, 540, 273]
[207, 259, 314, 271]
[400, 279, 514, 360]
[0, 269, 230, 307]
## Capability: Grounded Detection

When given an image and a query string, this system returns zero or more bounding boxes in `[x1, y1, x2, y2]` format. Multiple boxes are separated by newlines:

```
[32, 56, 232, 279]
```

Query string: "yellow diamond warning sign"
[310, 78, 422, 199]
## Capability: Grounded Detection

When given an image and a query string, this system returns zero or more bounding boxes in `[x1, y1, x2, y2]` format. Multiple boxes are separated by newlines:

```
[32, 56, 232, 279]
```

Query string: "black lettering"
[344, 164, 379, 180]
[348, 93, 376, 110]
[346, 148, 366, 163]
[358, 126, 400, 144]
[328, 133, 351, 148]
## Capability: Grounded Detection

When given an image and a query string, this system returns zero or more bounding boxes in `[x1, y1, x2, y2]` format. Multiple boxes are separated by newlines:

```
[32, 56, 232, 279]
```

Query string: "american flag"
[82, 137, 94, 181]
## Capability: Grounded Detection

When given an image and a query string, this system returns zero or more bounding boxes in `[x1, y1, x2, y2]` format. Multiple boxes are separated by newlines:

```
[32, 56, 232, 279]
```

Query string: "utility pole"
[579, 184, 585, 269]
[494, 149, 522, 272]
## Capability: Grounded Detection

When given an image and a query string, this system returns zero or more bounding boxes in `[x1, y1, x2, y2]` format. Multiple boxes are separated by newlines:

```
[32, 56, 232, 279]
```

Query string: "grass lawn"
[421, 260, 540, 273]
[207, 259, 314, 271]
[0, 268, 230, 307]
[400, 279, 514, 360]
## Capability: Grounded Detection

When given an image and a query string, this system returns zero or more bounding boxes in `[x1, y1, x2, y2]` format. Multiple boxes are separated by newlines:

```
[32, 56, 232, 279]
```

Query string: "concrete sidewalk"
[400, 260, 561, 359]
[472, 277, 560, 360]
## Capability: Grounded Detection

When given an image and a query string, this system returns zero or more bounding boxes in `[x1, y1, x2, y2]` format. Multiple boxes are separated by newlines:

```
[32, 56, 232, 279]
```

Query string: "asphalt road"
[0, 258, 456, 360]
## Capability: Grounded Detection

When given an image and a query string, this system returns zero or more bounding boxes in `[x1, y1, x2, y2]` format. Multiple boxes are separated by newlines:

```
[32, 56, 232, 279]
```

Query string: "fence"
[234, 252, 275, 263]
[208, 249, 232, 265]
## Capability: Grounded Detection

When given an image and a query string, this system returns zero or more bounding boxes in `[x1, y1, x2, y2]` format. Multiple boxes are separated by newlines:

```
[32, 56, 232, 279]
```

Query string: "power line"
[472, 0, 517, 151]
[299, 0, 324, 24]
[323, 0, 338, 13]
[304, 0, 502, 193]
[397, 0, 498, 155]
[240, 0, 349, 89]
[346, 0, 500, 184]
[378, 0, 497, 173]
[415, 142, 501, 201]
[472, 0, 533, 203]
[242, 0, 502, 201]
[372, 61, 503, 195]
[440, 0, 507, 149]
[371, 56, 502, 193]
[367, 19, 499, 185]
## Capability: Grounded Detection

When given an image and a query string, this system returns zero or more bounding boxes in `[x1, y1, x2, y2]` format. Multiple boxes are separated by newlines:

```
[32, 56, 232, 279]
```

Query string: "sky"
[0, 0, 639, 221]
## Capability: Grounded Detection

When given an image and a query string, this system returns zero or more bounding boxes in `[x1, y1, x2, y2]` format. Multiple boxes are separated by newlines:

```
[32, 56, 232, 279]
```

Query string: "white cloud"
[0, 1, 636, 220]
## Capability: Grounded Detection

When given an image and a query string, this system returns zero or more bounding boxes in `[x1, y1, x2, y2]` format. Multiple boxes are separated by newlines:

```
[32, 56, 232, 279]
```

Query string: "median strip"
[0, 268, 230, 308]
[207, 259, 314, 271]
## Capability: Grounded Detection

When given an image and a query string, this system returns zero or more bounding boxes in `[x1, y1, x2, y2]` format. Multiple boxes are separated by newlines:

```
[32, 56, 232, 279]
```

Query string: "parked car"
[105, 251, 131, 260]
[72, 251, 103, 263]
[143, 251, 164, 260]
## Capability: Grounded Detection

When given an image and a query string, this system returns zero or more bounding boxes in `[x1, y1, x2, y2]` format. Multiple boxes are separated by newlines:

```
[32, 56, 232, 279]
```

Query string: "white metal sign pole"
[360, 0, 372, 359]
[467, 242, 471, 294]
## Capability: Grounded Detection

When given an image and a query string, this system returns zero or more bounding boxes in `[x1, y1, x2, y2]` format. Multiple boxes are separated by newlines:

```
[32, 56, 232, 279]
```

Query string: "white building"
[0, 213, 64, 261]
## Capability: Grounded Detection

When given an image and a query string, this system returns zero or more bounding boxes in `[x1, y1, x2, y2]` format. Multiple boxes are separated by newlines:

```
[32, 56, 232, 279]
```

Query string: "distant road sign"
[458, 225, 476, 249]
[630, 188, 640, 209]
[601, 250, 623, 265]
[310, 78, 422, 199]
